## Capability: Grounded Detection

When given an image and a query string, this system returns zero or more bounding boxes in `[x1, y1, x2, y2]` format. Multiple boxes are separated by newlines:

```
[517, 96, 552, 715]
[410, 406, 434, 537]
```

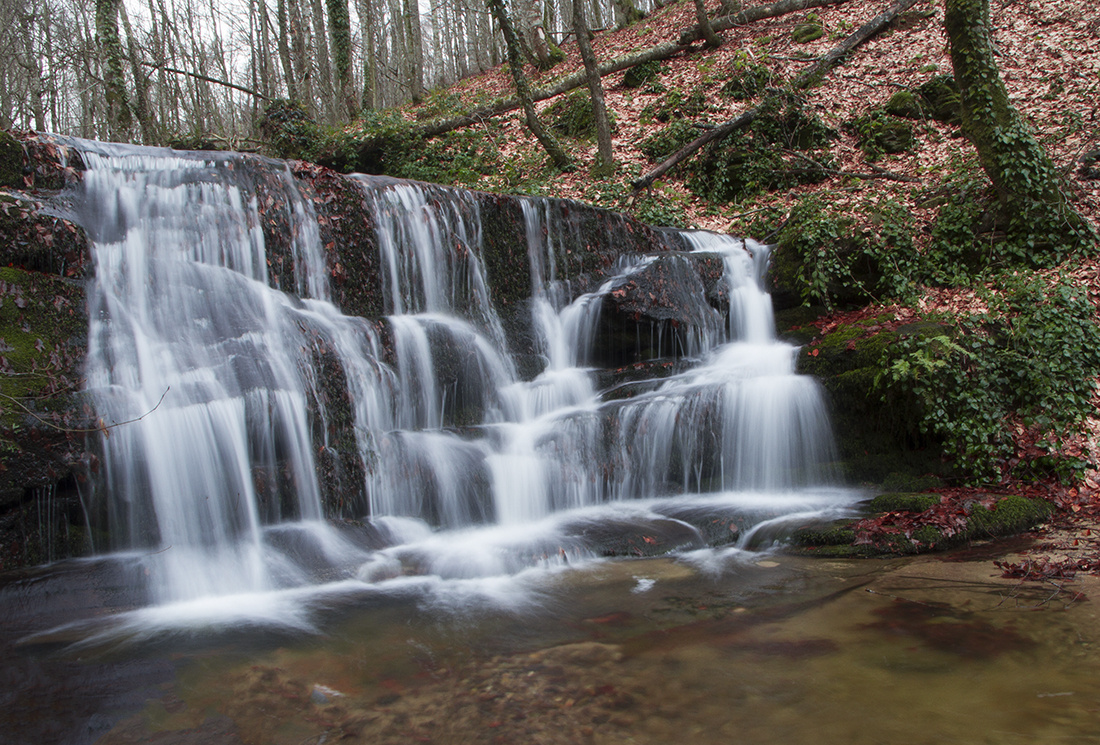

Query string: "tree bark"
[326, 0, 356, 118]
[95, 0, 133, 139]
[693, 0, 723, 48]
[573, 0, 615, 175]
[944, 0, 1094, 253]
[276, 0, 300, 100]
[635, 0, 919, 190]
[485, 0, 572, 170]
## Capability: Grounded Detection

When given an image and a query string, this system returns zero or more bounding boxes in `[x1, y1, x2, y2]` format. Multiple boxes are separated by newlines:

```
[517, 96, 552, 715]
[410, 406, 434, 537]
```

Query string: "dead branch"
[140, 62, 267, 100]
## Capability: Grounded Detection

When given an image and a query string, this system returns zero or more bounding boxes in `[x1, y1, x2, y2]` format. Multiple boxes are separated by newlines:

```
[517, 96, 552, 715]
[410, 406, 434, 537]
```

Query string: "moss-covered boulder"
[916, 75, 962, 125]
[791, 14, 824, 43]
[884, 90, 925, 119]
[797, 315, 950, 486]
[771, 196, 918, 310]
[688, 98, 835, 203]
[791, 494, 1053, 557]
[849, 113, 915, 160]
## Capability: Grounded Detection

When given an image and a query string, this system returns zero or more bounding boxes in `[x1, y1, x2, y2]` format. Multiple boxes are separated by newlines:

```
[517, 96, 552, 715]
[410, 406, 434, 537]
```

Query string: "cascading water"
[68, 141, 855, 628]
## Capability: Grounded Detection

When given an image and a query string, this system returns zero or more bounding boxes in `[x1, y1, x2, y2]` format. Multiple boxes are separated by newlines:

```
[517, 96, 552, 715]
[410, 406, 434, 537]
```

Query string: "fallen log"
[633, 0, 923, 191]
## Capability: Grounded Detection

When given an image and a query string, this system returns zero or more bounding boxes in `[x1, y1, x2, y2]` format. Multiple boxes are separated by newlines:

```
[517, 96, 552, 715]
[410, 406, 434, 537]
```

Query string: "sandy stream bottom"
[76, 545, 1100, 745]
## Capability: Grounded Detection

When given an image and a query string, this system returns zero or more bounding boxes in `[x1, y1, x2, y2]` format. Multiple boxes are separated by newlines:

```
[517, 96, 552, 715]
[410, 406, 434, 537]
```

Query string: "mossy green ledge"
[792, 313, 952, 489]
[788, 493, 1054, 558]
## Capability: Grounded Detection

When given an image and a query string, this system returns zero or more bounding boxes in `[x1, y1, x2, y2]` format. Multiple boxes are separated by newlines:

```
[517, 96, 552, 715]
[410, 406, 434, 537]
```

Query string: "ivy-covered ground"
[264, 0, 1100, 575]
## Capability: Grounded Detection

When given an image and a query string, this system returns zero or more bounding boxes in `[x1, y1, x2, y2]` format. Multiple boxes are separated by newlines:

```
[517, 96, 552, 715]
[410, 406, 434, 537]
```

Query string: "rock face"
[0, 132, 91, 569]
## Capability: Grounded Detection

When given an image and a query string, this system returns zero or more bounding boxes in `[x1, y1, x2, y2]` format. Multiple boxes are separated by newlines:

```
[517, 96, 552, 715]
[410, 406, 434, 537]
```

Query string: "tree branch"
[140, 61, 268, 100]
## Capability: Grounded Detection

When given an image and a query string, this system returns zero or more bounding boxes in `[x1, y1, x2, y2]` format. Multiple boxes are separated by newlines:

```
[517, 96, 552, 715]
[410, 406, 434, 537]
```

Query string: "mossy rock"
[868, 492, 940, 513]
[0, 130, 23, 188]
[790, 518, 856, 547]
[796, 315, 951, 485]
[884, 90, 925, 120]
[640, 88, 709, 124]
[791, 14, 824, 43]
[916, 75, 961, 125]
[687, 99, 835, 203]
[622, 60, 664, 89]
[967, 495, 1054, 538]
[791, 495, 1053, 558]
[849, 113, 915, 160]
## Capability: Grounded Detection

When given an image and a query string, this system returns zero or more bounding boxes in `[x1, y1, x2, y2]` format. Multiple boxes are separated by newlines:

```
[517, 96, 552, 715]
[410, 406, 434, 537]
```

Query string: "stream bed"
[5, 541, 1099, 745]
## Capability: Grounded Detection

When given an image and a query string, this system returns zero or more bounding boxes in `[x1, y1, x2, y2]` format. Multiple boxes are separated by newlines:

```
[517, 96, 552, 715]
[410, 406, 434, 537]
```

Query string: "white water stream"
[67, 142, 855, 631]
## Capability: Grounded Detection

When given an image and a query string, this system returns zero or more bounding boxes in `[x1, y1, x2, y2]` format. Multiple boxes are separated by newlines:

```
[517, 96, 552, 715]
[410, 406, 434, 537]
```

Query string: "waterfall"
[70, 141, 851, 614]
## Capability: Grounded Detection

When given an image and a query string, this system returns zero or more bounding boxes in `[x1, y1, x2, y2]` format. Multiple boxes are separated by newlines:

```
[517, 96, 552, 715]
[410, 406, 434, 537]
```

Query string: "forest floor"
[377, 0, 1100, 577]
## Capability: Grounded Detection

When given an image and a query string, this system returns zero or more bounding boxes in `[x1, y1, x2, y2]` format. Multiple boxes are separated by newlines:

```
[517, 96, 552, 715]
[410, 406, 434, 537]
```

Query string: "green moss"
[622, 60, 664, 89]
[0, 267, 86, 429]
[797, 314, 951, 486]
[967, 495, 1053, 537]
[791, 13, 824, 43]
[869, 492, 941, 512]
[916, 75, 962, 125]
[884, 90, 925, 119]
[848, 112, 915, 161]
[687, 97, 835, 203]
[638, 119, 697, 162]
[791, 520, 856, 546]
[546, 89, 616, 139]
[0, 131, 23, 188]
[720, 57, 773, 101]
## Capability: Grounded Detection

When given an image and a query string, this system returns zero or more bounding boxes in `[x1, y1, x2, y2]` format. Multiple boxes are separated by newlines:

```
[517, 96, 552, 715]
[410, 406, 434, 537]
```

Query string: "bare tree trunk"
[288, 0, 313, 109]
[357, 0, 377, 109]
[276, 0, 300, 99]
[404, 0, 425, 102]
[573, 0, 614, 175]
[693, 0, 723, 47]
[19, 4, 47, 131]
[310, 0, 336, 121]
[519, 0, 551, 68]
[120, 2, 158, 143]
[486, 0, 572, 170]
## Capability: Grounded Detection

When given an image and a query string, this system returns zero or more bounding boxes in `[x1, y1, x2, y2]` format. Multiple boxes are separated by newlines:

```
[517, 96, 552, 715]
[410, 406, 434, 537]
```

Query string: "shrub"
[260, 99, 324, 161]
